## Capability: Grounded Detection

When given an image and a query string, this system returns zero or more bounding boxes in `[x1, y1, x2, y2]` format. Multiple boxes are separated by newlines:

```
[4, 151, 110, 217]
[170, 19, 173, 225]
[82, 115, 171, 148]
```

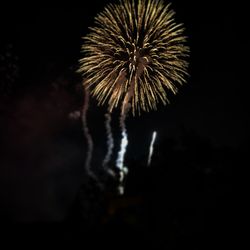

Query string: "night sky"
[0, 0, 246, 248]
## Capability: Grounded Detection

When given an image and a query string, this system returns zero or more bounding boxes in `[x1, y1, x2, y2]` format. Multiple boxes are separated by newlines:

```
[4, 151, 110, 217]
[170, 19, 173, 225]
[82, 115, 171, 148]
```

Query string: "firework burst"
[79, 0, 189, 115]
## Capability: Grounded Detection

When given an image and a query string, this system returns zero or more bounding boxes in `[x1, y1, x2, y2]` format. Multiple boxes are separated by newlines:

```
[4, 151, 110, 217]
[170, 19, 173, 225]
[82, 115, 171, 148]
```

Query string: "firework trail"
[102, 113, 114, 171]
[116, 102, 131, 194]
[81, 85, 96, 180]
[116, 107, 129, 175]
[147, 131, 157, 166]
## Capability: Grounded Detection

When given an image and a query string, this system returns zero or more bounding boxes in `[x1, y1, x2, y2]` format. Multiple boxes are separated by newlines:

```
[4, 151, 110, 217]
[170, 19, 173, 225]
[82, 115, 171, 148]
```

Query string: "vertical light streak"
[81, 85, 97, 182]
[103, 113, 114, 170]
[147, 131, 157, 166]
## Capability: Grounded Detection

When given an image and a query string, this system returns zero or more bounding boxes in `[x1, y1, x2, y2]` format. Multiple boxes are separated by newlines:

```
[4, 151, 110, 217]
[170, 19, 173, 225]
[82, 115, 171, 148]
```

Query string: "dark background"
[0, 0, 246, 248]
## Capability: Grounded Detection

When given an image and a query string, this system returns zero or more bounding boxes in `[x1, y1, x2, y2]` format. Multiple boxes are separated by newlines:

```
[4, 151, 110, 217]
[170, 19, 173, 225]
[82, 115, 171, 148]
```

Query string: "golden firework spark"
[79, 0, 189, 115]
